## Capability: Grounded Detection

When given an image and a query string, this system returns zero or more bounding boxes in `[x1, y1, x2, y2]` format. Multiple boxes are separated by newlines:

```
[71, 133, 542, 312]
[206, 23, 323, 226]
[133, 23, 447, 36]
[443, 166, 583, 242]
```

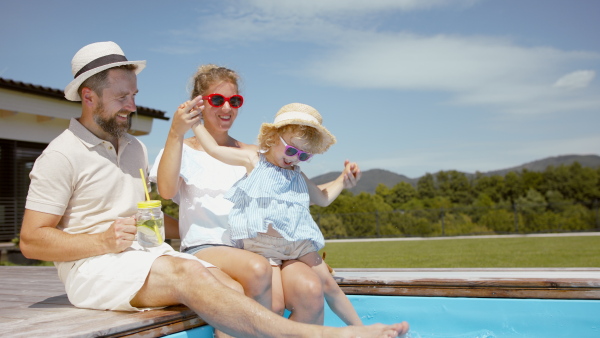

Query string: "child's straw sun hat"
[259, 103, 336, 154]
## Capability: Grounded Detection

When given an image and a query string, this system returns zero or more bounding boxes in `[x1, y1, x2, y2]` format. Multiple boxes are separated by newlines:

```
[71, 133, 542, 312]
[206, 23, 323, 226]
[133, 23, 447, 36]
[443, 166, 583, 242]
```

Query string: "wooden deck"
[2, 266, 600, 337]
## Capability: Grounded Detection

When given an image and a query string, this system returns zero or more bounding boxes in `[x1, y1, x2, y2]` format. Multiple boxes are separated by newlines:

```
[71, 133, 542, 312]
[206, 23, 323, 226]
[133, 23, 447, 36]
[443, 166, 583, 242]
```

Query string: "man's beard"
[93, 102, 132, 138]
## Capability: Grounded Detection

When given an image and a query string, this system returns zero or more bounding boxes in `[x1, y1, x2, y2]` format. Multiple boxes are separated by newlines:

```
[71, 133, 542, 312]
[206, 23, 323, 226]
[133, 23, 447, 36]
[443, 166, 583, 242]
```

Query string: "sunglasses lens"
[230, 96, 243, 108]
[209, 95, 225, 107]
[299, 153, 311, 161]
[285, 147, 298, 156]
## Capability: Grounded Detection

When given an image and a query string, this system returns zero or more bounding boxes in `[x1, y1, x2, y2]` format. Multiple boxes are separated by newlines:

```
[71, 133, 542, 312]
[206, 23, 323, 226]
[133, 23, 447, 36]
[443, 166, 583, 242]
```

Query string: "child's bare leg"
[299, 251, 363, 325]
[271, 265, 285, 315]
[281, 259, 325, 324]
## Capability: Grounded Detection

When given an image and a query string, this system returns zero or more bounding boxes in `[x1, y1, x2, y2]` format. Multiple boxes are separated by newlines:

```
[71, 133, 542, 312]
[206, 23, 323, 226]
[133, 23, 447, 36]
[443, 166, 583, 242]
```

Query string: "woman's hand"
[170, 96, 204, 139]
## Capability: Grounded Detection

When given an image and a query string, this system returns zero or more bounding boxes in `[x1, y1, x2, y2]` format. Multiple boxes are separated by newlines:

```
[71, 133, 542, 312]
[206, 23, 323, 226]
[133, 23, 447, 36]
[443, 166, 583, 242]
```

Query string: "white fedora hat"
[64, 41, 146, 101]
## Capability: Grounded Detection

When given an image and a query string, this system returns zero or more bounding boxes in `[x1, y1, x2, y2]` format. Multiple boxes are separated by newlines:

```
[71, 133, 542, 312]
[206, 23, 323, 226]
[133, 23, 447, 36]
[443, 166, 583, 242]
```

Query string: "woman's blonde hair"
[189, 64, 240, 99]
[258, 124, 323, 154]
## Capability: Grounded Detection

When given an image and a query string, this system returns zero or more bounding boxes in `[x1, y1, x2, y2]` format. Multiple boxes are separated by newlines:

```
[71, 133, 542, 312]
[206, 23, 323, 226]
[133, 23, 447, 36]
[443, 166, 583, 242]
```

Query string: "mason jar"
[136, 200, 165, 248]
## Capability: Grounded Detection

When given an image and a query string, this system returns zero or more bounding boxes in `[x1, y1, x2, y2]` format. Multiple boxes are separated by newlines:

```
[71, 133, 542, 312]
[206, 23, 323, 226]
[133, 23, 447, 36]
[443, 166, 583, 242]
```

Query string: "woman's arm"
[157, 97, 204, 199]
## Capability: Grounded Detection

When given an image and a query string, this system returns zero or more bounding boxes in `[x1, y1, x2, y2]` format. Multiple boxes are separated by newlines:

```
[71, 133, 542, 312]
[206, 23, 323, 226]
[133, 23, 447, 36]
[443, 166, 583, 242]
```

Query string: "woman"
[150, 65, 361, 323]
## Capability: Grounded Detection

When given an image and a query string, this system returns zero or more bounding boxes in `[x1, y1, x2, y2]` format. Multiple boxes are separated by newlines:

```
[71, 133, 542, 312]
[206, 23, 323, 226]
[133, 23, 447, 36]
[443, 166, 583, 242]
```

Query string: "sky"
[1, 0, 599, 179]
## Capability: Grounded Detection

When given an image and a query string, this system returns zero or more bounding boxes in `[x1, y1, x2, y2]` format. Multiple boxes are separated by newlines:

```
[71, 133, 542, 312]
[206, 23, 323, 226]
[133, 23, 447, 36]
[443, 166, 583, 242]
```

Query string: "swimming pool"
[164, 294, 600, 338]
[163, 268, 600, 337]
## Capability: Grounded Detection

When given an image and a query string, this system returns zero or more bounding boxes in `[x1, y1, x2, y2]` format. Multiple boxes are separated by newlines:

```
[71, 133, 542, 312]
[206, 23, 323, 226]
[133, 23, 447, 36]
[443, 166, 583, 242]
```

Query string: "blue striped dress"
[224, 154, 325, 251]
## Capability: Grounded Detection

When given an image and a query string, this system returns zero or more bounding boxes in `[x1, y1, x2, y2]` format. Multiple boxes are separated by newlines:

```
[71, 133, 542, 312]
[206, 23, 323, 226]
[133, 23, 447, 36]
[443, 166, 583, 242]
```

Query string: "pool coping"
[334, 267, 600, 299]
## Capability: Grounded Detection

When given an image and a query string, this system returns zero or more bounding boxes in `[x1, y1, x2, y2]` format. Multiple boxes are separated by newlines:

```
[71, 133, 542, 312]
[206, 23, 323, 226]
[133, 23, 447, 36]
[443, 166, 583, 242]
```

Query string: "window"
[0, 139, 47, 241]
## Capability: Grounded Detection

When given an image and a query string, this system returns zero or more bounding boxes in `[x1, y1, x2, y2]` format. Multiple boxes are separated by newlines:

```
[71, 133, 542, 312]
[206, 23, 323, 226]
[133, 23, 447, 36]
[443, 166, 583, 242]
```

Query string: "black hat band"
[74, 54, 128, 78]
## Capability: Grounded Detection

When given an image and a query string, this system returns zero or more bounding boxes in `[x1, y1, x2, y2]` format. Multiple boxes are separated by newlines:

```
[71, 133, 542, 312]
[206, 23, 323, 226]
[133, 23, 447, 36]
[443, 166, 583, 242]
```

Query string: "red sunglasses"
[202, 94, 244, 108]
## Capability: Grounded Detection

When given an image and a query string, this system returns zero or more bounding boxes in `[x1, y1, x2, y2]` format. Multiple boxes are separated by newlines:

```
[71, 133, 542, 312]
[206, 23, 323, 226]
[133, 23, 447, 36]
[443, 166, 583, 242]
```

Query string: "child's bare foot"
[322, 321, 410, 338]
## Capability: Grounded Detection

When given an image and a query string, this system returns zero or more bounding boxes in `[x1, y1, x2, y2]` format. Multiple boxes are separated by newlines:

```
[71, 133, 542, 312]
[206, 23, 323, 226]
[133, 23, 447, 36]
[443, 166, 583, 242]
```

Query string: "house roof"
[0, 77, 169, 121]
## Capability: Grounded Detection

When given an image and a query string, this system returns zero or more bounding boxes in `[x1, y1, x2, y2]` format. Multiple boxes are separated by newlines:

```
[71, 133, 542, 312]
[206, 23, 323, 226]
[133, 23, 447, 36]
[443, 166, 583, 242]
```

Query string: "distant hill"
[483, 154, 600, 177]
[310, 154, 600, 195]
[312, 169, 416, 194]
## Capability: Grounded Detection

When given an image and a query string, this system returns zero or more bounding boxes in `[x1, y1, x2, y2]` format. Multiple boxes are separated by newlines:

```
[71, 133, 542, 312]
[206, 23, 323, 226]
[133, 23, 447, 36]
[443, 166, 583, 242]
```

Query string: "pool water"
[165, 295, 600, 337]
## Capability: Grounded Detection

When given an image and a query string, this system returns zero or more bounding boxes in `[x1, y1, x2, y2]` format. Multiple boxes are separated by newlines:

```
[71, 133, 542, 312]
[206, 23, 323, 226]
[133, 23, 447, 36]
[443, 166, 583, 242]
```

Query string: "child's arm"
[157, 96, 204, 199]
[192, 121, 257, 173]
[303, 172, 343, 207]
[317, 160, 362, 193]
[303, 160, 362, 207]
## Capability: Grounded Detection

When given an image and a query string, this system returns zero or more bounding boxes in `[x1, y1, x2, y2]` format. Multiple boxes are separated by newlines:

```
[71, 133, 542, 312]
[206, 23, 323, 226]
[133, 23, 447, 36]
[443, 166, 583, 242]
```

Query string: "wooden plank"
[0, 266, 206, 337]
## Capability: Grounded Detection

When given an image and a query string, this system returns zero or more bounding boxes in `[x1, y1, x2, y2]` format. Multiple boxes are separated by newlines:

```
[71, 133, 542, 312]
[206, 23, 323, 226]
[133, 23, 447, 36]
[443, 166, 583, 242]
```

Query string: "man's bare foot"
[323, 321, 410, 338]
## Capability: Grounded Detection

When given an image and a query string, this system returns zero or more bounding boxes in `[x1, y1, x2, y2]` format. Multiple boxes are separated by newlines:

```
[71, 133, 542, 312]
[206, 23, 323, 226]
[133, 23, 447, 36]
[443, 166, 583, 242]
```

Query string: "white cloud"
[300, 32, 600, 114]
[245, 0, 480, 16]
[177, 1, 600, 116]
[189, 0, 481, 42]
[553, 70, 596, 89]
[303, 33, 548, 91]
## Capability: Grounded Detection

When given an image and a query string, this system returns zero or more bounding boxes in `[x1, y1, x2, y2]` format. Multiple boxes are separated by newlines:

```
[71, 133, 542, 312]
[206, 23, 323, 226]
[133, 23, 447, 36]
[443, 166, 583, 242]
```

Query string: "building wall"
[0, 88, 155, 143]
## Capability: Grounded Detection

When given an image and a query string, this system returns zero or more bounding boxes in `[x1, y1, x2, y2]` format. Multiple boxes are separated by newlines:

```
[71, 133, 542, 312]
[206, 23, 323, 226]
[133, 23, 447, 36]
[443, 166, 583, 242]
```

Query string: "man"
[20, 41, 409, 338]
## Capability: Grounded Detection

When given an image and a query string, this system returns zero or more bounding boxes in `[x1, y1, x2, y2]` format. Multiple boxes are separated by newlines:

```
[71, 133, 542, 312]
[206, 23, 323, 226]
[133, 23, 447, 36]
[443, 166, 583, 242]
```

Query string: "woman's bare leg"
[196, 246, 273, 310]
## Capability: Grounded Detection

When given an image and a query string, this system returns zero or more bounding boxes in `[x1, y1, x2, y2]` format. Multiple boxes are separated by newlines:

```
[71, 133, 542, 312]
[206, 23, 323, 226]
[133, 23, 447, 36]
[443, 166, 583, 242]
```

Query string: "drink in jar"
[136, 200, 164, 248]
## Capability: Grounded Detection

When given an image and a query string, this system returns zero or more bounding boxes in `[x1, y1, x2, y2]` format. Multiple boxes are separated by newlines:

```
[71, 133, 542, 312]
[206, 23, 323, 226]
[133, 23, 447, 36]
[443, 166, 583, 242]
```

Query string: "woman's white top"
[149, 143, 246, 251]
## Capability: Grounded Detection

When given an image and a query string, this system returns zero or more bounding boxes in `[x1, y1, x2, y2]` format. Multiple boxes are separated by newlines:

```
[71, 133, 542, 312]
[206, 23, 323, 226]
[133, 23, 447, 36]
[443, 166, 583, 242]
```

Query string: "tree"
[502, 171, 522, 203]
[315, 214, 348, 239]
[521, 169, 544, 194]
[472, 173, 505, 203]
[376, 181, 416, 209]
[436, 170, 472, 205]
[516, 189, 547, 232]
[312, 191, 392, 238]
[478, 208, 516, 233]
[150, 188, 179, 218]
[542, 165, 569, 199]
[566, 163, 599, 204]
[417, 173, 436, 199]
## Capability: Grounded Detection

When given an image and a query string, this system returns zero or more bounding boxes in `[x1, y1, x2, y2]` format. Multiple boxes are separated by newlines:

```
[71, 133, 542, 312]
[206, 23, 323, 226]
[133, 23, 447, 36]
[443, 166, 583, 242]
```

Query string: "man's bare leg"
[132, 256, 409, 338]
[206, 266, 243, 338]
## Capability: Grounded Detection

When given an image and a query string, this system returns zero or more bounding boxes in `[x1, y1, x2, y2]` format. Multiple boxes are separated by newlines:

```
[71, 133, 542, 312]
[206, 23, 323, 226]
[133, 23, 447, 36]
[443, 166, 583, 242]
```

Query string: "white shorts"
[61, 242, 214, 312]
[242, 233, 317, 266]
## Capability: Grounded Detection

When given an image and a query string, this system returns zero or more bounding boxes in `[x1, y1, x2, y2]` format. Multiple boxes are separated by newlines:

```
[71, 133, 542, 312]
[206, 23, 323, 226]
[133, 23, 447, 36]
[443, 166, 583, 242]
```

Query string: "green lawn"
[320, 235, 600, 268]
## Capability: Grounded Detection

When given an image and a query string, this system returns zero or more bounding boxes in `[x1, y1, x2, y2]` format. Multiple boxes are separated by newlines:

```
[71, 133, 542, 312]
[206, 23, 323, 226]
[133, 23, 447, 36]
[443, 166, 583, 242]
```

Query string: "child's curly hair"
[258, 124, 323, 154]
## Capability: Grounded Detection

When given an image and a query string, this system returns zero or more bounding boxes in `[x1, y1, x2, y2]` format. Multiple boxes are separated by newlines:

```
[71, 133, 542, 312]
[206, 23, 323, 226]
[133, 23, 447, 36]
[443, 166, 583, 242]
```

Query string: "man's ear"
[81, 87, 95, 107]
